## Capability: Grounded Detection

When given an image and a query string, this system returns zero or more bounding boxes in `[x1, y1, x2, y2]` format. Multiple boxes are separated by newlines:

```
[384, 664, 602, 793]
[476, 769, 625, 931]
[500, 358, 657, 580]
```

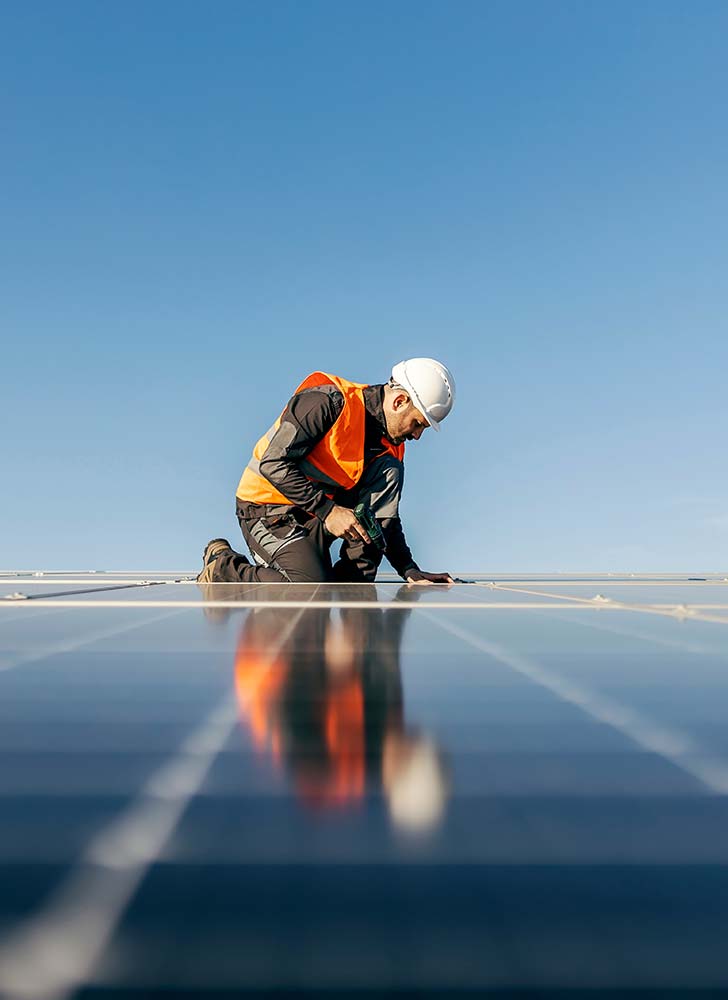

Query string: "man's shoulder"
[296, 382, 345, 399]
[283, 384, 345, 432]
[291, 383, 345, 412]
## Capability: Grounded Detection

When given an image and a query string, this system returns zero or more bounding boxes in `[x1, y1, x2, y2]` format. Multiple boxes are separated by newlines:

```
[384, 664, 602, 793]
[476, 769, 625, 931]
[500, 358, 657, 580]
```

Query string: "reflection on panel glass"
[199, 583, 449, 831]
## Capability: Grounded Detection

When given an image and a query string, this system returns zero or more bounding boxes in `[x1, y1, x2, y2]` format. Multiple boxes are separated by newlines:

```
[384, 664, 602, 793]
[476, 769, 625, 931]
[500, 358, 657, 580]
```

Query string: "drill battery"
[353, 503, 386, 550]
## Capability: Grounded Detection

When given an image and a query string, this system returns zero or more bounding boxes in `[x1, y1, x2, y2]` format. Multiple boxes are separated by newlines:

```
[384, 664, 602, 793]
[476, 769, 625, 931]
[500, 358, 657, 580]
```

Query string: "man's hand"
[324, 504, 372, 545]
[405, 569, 454, 586]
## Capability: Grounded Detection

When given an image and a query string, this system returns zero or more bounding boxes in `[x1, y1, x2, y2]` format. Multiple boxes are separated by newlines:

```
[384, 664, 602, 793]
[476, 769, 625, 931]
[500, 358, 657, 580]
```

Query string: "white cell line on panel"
[545, 610, 727, 657]
[3, 598, 728, 622]
[463, 577, 728, 584]
[0, 585, 312, 1000]
[0, 605, 72, 627]
[617, 606, 728, 624]
[1, 580, 189, 587]
[477, 583, 728, 625]
[0, 571, 194, 578]
[1, 583, 171, 603]
[0, 599, 634, 611]
[4, 573, 727, 584]
[0, 609, 193, 675]
[427, 613, 728, 796]
[653, 604, 728, 610]
[0, 699, 238, 1000]
[473, 580, 728, 588]
[0, 582, 268, 676]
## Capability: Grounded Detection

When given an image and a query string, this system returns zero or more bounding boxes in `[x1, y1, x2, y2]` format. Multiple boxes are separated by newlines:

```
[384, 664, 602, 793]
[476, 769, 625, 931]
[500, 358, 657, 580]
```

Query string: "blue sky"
[3, 1, 727, 572]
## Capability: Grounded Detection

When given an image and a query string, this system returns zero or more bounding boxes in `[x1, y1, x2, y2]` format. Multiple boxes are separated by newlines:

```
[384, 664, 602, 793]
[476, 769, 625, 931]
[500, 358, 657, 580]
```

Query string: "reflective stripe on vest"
[236, 372, 404, 507]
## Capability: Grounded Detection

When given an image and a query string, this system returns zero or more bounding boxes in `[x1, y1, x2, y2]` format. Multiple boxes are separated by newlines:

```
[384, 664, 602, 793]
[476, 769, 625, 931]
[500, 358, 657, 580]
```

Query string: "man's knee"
[274, 539, 332, 583]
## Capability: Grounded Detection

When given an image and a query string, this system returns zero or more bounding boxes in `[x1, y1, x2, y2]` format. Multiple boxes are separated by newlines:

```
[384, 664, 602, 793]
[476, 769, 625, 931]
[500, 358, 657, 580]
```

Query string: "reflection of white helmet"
[387, 737, 448, 832]
[390, 358, 455, 431]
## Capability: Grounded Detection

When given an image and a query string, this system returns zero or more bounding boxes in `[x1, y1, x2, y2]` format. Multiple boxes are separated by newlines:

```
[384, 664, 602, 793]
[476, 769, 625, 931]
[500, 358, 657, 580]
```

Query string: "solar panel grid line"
[211, 573, 728, 580]
[0, 700, 239, 1000]
[540, 609, 723, 657]
[481, 583, 679, 604]
[0, 598, 669, 610]
[0, 609, 190, 676]
[479, 583, 728, 626]
[0, 606, 71, 627]
[0, 587, 316, 1000]
[2, 583, 168, 602]
[4, 572, 726, 580]
[1, 581, 191, 588]
[425, 612, 728, 796]
[606, 607, 728, 626]
[0, 572, 195, 579]
[473, 580, 728, 587]
[5, 595, 728, 626]
[477, 581, 728, 615]
[5, 574, 725, 601]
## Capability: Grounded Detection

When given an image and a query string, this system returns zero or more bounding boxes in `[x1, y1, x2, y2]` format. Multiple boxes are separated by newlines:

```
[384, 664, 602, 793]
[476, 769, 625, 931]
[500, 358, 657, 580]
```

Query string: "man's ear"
[393, 392, 410, 411]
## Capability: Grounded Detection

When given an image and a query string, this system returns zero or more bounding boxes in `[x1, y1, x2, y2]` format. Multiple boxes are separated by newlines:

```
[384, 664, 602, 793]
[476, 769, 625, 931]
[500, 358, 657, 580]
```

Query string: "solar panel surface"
[1, 574, 728, 997]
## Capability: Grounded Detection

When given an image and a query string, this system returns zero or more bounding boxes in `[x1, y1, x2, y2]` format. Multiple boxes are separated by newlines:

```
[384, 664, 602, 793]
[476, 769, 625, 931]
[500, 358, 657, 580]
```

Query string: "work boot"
[196, 538, 233, 584]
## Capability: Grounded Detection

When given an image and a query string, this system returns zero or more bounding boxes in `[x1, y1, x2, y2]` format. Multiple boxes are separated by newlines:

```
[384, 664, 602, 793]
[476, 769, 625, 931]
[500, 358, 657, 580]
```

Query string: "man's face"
[385, 394, 429, 445]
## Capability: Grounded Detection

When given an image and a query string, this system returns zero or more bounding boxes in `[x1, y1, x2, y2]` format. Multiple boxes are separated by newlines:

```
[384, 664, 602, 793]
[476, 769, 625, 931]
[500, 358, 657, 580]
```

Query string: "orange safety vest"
[236, 371, 404, 507]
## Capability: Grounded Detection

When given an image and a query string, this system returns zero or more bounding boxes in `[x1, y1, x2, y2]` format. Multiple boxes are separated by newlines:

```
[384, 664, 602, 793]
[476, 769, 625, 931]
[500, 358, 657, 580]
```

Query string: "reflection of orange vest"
[234, 631, 365, 808]
[315, 677, 365, 806]
[234, 645, 287, 763]
[236, 371, 404, 506]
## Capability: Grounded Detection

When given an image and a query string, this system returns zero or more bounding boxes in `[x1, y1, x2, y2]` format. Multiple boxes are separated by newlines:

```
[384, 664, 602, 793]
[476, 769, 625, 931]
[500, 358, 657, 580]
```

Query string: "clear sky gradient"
[3, 1, 727, 572]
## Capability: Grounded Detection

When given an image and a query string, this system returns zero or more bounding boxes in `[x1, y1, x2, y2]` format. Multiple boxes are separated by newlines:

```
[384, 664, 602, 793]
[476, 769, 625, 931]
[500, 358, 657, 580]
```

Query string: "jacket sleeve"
[258, 388, 344, 520]
[381, 516, 419, 579]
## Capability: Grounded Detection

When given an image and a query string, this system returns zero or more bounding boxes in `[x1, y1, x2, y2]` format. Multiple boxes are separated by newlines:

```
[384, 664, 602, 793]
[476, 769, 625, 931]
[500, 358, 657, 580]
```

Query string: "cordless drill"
[353, 503, 386, 550]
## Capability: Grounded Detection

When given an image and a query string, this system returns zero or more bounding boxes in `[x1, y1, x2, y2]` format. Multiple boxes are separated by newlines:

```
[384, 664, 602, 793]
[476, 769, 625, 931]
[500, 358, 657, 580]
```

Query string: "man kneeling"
[198, 358, 456, 585]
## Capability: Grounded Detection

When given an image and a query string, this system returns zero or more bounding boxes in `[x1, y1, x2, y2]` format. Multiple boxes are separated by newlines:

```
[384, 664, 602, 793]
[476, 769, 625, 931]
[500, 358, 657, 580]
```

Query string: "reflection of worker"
[231, 587, 449, 831]
[197, 359, 456, 585]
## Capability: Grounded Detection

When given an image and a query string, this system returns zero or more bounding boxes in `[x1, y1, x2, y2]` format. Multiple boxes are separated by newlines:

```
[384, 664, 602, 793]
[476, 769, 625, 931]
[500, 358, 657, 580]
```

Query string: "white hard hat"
[390, 358, 455, 431]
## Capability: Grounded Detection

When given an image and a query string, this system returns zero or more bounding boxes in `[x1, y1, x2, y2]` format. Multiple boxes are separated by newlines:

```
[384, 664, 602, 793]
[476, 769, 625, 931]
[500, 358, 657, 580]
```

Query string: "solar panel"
[1, 574, 728, 995]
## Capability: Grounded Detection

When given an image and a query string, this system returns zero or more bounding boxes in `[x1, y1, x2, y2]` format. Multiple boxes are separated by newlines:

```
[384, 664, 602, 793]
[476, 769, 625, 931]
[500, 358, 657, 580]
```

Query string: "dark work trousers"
[213, 453, 403, 584]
